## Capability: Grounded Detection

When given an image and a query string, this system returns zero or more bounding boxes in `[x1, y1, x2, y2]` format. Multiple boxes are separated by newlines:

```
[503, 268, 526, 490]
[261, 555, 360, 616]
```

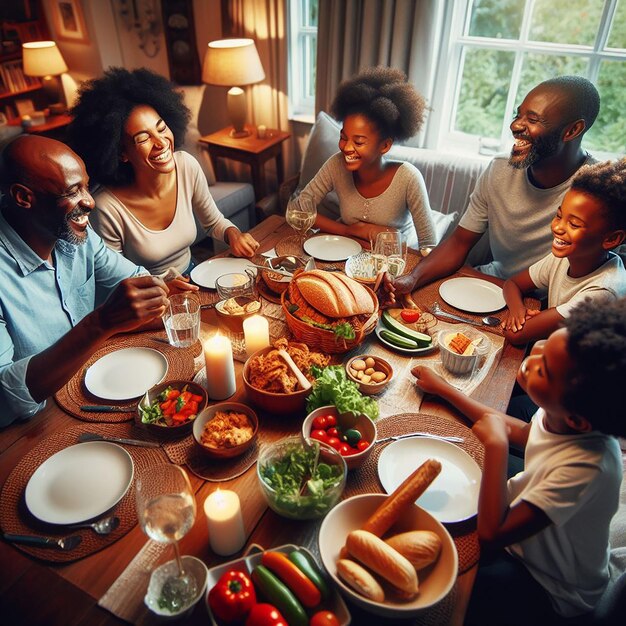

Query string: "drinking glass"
[374, 231, 406, 278]
[162, 294, 200, 348]
[285, 191, 317, 254]
[136, 464, 197, 611]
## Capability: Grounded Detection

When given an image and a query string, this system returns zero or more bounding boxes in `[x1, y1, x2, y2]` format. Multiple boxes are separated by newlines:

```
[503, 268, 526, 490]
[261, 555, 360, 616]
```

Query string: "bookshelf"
[0, 12, 50, 122]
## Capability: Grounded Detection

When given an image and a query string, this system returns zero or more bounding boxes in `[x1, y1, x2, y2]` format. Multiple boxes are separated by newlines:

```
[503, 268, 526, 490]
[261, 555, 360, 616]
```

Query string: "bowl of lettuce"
[257, 436, 347, 520]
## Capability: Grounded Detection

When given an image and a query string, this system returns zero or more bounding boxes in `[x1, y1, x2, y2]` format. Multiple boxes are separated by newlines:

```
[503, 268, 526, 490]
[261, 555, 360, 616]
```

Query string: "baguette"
[346, 529, 418, 595]
[385, 530, 442, 570]
[362, 459, 442, 537]
[336, 558, 385, 603]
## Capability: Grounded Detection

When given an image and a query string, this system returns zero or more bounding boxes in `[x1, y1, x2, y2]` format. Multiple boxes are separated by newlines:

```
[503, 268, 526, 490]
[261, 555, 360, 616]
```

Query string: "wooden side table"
[8, 113, 73, 140]
[198, 125, 291, 200]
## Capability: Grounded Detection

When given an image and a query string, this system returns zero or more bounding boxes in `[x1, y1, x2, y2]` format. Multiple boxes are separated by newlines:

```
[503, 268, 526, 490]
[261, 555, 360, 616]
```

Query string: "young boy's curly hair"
[564, 297, 626, 437]
[331, 66, 426, 142]
[571, 159, 626, 231]
[67, 67, 190, 187]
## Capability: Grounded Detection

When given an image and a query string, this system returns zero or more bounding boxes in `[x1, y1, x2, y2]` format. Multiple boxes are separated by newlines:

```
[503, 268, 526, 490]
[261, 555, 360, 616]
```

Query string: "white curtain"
[316, 0, 445, 148]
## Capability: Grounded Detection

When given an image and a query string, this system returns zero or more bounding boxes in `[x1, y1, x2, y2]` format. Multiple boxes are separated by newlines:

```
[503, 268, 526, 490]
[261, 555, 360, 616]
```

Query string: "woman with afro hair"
[67, 67, 259, 276]
[299, 66, 436, 250]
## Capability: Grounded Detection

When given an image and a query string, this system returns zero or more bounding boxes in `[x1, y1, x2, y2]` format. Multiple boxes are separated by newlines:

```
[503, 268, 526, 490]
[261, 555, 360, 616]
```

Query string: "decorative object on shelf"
[202, 38, 265, 138]
[160, 0, 200, 84]
[22, 41, 67, 112]
[114, 0, 161, 58]
[50, 0, 89, 44]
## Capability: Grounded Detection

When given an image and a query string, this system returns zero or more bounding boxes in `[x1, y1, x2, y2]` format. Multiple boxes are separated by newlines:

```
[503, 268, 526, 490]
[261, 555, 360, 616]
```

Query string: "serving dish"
[375, 322, 437, 355]
[345, 354, 393, 395]
[436, 326, 491, 376]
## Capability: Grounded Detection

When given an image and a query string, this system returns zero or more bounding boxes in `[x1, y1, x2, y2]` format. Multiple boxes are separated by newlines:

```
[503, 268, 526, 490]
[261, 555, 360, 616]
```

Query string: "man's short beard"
[57, 208, 89, 245]
[509, 128, 562, 170]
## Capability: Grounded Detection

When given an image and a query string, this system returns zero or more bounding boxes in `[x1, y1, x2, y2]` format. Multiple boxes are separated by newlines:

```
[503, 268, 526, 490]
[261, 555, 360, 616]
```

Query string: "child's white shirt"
[506, 409, 622, 616]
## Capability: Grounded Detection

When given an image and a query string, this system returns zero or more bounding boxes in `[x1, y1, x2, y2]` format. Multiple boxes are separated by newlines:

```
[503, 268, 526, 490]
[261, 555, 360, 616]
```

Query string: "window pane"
[304, 0, 318, 28]
[529, 0, 602, 46]
[468, 0, 523, 39]
[585, 61, 626, 152]
[516, 53, 587, 108]
[305, 35, 317, 99]
[608, 0, 626, 49]
[455, 48, 515, 136]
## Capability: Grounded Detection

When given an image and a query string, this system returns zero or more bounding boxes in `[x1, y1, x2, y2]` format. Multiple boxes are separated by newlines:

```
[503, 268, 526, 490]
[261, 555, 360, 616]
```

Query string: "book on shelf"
[0, 59, 39, 94]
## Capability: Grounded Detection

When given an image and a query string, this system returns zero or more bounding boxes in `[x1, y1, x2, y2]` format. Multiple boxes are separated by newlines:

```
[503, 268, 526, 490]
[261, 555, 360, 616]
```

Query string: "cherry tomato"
[310, 429, 328, 443]
[326, 427, 339, 438]
[357, 440, 370, 452]
[338, 443, 352, 456]
[325, 415, 337, 428]
[401, 309, 421, 323]
[310, 610, 340, 626]
[326, 436, 341, 450]
[312, 415, 329, 430]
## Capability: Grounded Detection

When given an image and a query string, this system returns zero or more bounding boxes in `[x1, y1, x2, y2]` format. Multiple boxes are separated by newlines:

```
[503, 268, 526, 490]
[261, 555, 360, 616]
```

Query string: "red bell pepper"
[245, 603, 287, 626]
[208, 569, 257, 624]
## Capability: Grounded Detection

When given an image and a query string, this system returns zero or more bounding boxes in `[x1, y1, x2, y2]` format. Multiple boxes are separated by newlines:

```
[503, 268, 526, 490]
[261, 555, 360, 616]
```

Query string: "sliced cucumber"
[380, 329, 421, 349]
[381, 310, 432, 347]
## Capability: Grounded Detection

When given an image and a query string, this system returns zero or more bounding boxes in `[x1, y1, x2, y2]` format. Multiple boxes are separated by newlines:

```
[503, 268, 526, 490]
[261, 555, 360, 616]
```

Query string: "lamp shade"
[202, 38, 265, 87]
[22, 41, 68, 77]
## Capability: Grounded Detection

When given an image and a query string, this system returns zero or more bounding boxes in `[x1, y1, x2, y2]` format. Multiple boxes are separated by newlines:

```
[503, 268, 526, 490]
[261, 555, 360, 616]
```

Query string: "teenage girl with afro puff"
[298, 66, 436, 251]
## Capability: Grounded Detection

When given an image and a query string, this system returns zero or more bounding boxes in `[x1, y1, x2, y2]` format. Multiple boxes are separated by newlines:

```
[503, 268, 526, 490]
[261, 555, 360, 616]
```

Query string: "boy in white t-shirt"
[502, 159, 626, 346]
[412, 298, 626, 624]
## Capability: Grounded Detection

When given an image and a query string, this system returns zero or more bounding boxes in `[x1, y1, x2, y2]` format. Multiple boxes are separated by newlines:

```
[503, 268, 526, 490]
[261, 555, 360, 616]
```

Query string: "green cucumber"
[288, 549, 330, 601]
[380, 329, 420, 349]
[381, 310, 432, 346]
[251, 564, 308, 626]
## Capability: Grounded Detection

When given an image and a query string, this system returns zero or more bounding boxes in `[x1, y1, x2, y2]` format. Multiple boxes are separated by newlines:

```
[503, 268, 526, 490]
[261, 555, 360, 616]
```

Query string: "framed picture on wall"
[51, 0, 90, 44]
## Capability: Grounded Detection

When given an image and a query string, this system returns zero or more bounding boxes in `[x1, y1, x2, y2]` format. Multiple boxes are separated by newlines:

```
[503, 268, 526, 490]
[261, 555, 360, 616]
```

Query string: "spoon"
[430, 302, 500, 327]
[66, 515, 120, 535]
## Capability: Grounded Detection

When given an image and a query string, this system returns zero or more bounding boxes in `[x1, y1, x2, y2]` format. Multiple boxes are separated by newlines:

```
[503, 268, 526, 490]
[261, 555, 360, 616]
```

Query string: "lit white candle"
[203, 333, 236, 399]
[257, 124, 267, 139]
[243, 315, 270, 356]
[204, 489, 246, 556]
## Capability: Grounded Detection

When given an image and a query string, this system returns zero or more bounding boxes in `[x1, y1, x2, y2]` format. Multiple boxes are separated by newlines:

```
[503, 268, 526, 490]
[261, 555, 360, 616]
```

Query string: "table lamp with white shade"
[22, 41, 68, 113]
[202, 38, 265, 138]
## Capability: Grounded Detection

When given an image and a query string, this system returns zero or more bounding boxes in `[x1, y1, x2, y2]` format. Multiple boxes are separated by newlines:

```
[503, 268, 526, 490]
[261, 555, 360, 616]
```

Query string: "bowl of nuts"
[345, 355, 393, 395]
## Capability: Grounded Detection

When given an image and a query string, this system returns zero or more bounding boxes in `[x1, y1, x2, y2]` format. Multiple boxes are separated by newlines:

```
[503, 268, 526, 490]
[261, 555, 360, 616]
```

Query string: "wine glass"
[136, 464, 197, 612]
[374, 231, 406, 278]
[285, 191, 317, 254]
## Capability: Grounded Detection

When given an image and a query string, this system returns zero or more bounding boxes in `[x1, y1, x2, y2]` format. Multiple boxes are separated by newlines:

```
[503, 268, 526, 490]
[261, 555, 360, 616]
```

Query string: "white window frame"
[287, 0, 317, 122]
[433, 0, 626, 156]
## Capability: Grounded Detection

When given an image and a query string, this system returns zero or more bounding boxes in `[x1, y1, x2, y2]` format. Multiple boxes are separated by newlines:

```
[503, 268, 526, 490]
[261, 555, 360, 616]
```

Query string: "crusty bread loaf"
[336, 558, 385, 602]
[306, 270, 356, 316]
[333, 272, 375, 315]
[385, 530, 442, 570]
[296, 275, 342, 317]
[362, 459, 442, 537]
[346, 530, 418, 595]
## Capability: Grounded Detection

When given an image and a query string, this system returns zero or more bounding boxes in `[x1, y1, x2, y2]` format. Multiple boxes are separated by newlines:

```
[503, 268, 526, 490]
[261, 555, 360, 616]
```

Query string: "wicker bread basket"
[281, 285, 379, 354]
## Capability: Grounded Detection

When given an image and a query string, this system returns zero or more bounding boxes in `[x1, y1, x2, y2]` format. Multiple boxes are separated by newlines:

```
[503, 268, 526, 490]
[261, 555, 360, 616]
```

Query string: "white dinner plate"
[375, 322, 436, 355]
[84, 347, 168, 401]
[25, 442, 134, 525]
[190, 258, 257, 289]
[439, 277, 505, 313]
[378, 438, 481, 523]
[303, 235, 362, 261]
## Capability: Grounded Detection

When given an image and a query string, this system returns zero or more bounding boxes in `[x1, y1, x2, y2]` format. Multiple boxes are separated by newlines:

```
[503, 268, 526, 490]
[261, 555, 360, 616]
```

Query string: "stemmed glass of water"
[373, 231, 406, 278]
[285, 191, 317, 254]
[136, 464, 197, 611]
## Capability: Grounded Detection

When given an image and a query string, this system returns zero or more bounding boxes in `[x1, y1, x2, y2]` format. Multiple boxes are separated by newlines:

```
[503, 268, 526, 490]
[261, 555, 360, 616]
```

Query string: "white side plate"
[303, 235, 361, 261]
[190, 258, 257, 289]
[439, 277, 505, 313]
[84, 347, 168, 401]
[25, 442, 134, 525]
[378, 437, 481, 523]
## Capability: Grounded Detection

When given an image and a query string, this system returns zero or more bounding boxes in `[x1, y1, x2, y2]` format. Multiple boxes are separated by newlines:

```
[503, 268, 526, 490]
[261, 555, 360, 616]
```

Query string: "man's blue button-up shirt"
[0, 211, 144, 426]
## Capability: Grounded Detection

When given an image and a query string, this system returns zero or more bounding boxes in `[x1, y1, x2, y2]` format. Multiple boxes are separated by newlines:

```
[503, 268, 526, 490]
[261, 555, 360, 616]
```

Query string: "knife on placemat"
[3, 532, 82, 551]
[80, 405, 136, 413]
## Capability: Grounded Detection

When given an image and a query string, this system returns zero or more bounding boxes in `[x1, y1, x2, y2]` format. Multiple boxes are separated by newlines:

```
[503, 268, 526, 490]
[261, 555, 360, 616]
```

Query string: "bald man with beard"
[0, 135, 189, 426]
[387, 75, 600, 301]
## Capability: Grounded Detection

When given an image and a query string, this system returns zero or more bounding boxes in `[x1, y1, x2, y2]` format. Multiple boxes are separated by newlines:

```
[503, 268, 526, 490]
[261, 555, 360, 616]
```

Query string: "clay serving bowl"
[345, 354, 393, 395]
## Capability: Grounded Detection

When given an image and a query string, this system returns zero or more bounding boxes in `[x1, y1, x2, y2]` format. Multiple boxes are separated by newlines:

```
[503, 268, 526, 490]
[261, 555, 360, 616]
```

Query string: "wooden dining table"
[0, 215, 530, 626]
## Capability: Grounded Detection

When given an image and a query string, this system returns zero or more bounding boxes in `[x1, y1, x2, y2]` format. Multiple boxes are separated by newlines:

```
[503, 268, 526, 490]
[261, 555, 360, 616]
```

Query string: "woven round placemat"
[0, 422, 168, 563]
[344, 412, 484, 574]
[54, 332, 195, 423]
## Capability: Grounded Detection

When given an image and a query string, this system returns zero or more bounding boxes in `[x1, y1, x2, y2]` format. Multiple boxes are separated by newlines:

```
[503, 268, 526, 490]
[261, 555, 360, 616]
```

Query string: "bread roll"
[385, 530, 442, 570]
[346, 530, 418, 595]
[336, 558, 385, 602]
[362, 459, 441, 537]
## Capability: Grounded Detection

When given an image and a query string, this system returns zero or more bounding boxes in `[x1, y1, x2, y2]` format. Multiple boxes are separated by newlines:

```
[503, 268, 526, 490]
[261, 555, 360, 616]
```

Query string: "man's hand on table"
[96, 275, 169, 335]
